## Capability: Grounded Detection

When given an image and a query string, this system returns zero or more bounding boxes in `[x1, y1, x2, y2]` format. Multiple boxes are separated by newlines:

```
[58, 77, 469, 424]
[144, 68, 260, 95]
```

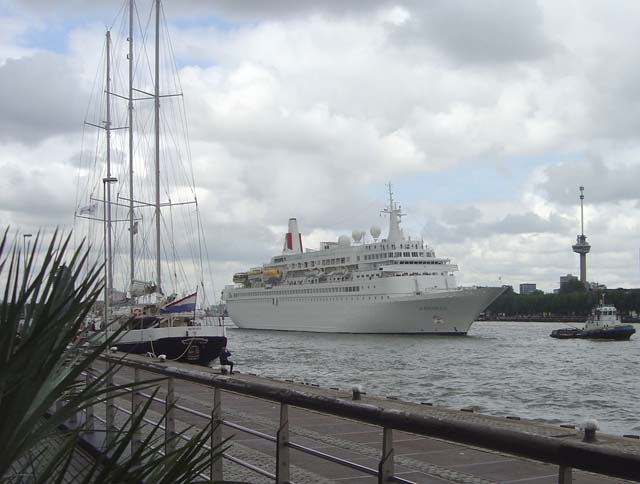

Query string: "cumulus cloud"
[2, 0, 640, 294]
[389, 1, 554, 64]
[422, 209, 570, 244]
[0, 52, 87, 142]
[535, 155, 640, 205]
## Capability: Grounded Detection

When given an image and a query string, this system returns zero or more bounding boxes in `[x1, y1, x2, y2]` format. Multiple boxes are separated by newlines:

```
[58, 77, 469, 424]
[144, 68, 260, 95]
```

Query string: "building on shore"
[560, 274, 579, 290]
[519, 283, 537, 295]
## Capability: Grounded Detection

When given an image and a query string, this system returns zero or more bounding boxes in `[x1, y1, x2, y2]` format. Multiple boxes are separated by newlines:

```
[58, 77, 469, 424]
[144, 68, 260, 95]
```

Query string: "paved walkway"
[106, 354, 638, 483]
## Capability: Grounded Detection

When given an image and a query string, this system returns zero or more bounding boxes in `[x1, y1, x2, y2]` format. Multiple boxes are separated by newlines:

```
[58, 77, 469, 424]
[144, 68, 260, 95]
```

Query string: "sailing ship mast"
[128, 0, 135, 287]
[102, 0, 199, 305]
[154, 0, 162, 294]
[104, 30, 115, 327]
[74, 0, 218, 316]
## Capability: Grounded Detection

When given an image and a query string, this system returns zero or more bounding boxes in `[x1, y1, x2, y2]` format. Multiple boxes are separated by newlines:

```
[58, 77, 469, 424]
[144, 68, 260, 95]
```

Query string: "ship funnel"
[283, 218, 304, 254]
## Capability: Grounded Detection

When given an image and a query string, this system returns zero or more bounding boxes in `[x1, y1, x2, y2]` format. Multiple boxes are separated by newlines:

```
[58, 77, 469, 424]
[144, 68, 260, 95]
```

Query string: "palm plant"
[0, 230, 235, 483]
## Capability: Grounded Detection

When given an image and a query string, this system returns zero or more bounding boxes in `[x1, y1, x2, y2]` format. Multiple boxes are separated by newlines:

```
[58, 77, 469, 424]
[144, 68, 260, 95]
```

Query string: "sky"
[1, 0, 640, 296]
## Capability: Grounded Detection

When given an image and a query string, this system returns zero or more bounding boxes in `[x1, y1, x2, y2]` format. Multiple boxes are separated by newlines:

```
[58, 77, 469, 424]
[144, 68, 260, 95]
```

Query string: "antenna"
[579, 185, 585, 236]
[381, 182, 405, 242]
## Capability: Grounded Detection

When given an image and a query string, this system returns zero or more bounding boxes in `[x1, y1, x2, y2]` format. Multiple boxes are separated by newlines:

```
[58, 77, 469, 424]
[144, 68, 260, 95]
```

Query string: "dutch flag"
[161, 292, 197, 314]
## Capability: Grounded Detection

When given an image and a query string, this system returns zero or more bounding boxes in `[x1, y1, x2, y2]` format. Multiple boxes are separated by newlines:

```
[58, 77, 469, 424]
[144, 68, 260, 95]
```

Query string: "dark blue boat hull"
[578, 325, 635, 341]
[551, 325, 635, 341]
[116, 336, 227, 366]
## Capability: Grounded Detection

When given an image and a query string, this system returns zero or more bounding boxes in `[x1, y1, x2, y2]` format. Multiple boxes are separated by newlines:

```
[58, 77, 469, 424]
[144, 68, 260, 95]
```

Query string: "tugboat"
[550, 302, 635, 341]
[579, 303, 635, 340]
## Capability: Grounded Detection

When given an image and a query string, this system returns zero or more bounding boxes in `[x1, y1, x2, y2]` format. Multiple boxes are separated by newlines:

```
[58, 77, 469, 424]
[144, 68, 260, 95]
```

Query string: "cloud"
[535, 155, 640, 205]
[0, 137, 78, 227]
[0, 52, 86, 142]
[0, 15, 41, 65]
[2, 0, 640, 296]
[389, 1, 554, 65]
[423, 204, 570, 243]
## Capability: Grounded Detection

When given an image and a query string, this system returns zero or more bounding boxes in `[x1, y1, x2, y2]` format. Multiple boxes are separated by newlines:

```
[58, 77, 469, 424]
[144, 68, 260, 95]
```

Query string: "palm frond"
[0, 231, 236, 483]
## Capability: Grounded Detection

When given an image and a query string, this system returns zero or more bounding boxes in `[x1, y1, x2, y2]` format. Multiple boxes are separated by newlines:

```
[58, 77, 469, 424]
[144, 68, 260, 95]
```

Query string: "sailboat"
[75, 0, 227, 366]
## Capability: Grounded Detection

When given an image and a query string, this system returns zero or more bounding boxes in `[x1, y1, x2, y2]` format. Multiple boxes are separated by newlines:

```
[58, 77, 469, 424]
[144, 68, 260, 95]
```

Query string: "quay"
[85, 353, 640, 483]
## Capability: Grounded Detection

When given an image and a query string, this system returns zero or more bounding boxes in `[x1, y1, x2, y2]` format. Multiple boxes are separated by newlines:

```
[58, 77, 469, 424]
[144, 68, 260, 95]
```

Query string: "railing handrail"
[99, 354, 640, 481]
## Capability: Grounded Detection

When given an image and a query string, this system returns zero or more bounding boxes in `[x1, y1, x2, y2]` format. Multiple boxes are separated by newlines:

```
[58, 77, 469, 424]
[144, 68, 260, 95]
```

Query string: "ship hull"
[578, 325, 635, 341]
[228, 286, 504, 334]
[110, 326, 227, 366]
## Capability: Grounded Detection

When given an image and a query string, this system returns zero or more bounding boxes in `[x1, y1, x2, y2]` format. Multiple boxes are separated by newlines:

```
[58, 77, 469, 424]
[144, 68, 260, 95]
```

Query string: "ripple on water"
[228, 322, 640, 435]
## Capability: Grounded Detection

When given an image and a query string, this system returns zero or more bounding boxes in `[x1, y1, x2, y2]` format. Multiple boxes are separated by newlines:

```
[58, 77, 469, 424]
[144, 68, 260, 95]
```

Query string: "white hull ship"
[223, 188, 504, 334]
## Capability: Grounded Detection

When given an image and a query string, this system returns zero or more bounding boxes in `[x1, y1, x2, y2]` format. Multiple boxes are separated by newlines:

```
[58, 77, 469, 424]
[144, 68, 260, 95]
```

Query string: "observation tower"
[571, 186, 591, 287]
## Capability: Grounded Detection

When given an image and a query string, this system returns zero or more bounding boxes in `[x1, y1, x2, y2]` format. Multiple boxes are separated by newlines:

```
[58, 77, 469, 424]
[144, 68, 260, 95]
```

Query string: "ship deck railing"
[71, 353, 640, 484]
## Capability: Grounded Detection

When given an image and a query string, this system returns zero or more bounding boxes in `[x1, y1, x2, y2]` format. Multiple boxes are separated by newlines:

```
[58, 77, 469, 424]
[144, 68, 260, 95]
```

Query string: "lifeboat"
[247, 267, 263, 278]
[233, 272, 249, 283]
[305, 268, 322, 278]
[263, 268, 283, 280]
[328, 267, 348, 277]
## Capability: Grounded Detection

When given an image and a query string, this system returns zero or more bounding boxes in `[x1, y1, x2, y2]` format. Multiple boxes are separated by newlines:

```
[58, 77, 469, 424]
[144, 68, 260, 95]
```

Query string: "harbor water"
[227, 321, 639, 436]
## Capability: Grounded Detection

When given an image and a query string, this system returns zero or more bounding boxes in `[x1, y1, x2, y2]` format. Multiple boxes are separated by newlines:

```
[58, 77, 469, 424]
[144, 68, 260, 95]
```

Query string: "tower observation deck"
[571, 186, 591, 286]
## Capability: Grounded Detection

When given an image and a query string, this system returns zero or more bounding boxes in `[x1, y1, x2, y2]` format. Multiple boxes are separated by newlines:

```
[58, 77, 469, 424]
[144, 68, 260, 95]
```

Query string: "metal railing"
[80, 354, 640, 484]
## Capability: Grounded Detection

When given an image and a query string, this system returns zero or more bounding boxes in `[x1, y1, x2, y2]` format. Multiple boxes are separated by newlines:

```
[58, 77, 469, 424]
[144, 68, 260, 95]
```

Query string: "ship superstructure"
[223, 187, 504, 334]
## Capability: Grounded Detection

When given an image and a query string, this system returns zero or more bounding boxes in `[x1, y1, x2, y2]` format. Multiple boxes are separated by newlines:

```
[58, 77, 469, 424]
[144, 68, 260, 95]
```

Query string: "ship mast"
[128, 0, 135, 286]
[104, 30, 115, 326]
[382, 182, 405, 243]
[154, 0, 162, 293]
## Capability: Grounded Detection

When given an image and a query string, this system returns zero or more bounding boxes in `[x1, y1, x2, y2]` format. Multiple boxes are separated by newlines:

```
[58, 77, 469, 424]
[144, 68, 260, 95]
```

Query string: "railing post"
[210, 387, 223, 481]
[378, 427, 394, 484]
[85, 367, 94, 432]
[131, 368, 143, 454]
[165, 377, 176, 454]
[106, 363, 116, 446]
[276, 403, 290, 484]
[559, 465, 572, 484]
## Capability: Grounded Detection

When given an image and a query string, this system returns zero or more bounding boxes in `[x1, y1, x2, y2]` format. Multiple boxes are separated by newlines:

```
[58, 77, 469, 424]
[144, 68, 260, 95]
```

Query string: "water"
[226, 321, 639, 436]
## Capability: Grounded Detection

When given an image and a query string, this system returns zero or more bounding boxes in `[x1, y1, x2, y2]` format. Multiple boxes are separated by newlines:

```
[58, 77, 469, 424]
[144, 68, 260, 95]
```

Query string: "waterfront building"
[519, 283, 537, 295]
[560, 274, 578, 290]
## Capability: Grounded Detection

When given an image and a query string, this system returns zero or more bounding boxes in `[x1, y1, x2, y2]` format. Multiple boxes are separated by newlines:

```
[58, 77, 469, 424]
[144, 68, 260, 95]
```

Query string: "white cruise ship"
[223, 188, 504, 334]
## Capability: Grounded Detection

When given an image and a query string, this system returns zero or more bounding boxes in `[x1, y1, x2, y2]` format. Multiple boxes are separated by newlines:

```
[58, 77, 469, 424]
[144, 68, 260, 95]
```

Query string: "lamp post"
[103, 177, 118, 328]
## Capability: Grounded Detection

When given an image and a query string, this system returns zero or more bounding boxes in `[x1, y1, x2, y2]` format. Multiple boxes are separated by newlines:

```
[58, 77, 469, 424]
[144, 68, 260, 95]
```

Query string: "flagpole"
[193, 287, 198, 324]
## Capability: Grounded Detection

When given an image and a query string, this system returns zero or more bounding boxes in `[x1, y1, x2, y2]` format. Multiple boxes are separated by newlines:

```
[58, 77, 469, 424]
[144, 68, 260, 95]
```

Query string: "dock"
[90, 354, 639, 483]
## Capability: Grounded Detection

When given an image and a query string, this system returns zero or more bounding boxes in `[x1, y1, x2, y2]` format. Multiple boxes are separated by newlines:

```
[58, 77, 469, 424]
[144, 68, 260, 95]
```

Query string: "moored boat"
[77, 0, 226, 365]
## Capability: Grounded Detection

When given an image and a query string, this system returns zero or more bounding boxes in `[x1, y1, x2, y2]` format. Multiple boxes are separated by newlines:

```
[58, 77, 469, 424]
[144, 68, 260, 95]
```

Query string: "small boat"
[550, 327, 581, 339]
[579, 303, 635, 340]
[550, 302, 635, 341]
[263, 268, 283, 279]
[233, 272, 249, 284]
[247, 268, 264, 280]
